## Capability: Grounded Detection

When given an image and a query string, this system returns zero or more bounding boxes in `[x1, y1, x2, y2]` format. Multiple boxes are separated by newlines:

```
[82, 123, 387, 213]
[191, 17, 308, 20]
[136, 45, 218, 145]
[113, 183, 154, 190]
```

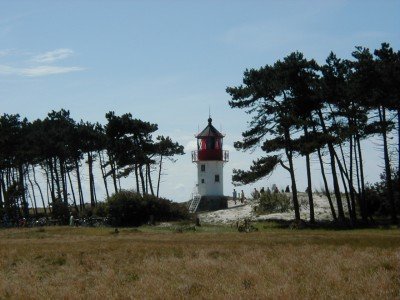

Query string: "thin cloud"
[0, 50, 11, 57]
[0, 65, 84, 77]
[0, 48, 84, 77]
[0, 65, 15, 74]
[21, 65, 84, 77]
[32, 48, 74, 63]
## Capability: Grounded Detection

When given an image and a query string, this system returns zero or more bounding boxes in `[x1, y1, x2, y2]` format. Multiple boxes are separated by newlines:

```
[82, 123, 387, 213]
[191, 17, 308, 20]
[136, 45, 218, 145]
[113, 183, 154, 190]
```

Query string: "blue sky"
[1, 0, 399, 202]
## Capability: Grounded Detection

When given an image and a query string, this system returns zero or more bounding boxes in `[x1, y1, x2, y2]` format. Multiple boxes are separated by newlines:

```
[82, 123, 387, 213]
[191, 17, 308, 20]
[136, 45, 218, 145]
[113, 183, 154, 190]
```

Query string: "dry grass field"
[0, 224, 399, 299]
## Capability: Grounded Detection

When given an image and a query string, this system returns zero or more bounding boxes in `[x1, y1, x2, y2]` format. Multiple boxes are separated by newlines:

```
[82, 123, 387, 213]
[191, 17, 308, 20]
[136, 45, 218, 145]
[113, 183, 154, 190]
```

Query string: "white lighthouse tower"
[189, 117, 229, 212]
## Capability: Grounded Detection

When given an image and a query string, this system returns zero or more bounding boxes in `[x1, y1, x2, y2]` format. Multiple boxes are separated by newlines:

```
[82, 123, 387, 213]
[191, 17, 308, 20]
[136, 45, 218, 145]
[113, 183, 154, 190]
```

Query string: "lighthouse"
[190, 117, 229, 212]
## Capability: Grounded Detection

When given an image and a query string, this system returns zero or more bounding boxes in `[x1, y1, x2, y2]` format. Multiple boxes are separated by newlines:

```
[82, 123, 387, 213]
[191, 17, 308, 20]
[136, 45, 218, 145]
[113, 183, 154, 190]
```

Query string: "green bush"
[106, 190, 189, 227]
[364, 170, 400, 216]
[256, 192, 291, 214]
[51, 198, 70, 225]
[93, 201, 108, 217]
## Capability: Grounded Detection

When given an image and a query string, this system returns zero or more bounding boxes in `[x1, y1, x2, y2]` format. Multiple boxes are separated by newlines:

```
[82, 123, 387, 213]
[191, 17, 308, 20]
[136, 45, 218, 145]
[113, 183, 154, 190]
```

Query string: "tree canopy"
[227, 43, 400, 225]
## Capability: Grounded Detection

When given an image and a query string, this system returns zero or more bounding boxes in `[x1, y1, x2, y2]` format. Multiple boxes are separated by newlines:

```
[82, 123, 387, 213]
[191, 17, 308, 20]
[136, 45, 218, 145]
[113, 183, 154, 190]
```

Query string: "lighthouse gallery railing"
[191, 150, 229, 162]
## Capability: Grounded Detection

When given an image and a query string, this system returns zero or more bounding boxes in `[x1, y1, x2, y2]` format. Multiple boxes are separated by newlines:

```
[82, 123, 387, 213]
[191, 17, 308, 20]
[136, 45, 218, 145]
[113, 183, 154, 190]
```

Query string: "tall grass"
[0, 226, 398, 299]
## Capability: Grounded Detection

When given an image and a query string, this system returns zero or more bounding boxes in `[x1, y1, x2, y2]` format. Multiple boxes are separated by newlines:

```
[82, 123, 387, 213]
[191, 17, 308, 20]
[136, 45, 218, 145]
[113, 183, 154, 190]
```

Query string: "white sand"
[198, 192, 344, 224]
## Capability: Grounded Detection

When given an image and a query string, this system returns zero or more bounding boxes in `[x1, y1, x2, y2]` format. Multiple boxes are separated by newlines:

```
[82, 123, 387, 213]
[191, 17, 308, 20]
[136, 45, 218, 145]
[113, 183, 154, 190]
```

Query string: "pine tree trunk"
[338, 142, 349, 178]
[5, 168, 9, 189]
[67, 169, 79, 212]
[134, 164, 140, 194]
[398, 110, 400, 219]
[111, 160, 118, 193]
[75, 159, 84, 211]
[53, 158, 62, 200]
[356, 134, 367, 222]
[329, 147, 345, 222]
[287, 150, 300, 221]
[304, 126, 314, 223]
[11, 168, 16, 185]
[88, 152, 95, 208]
[145, 165, 148, 194]
[108, 153, 118, 193]
[156, 156, 163, 198]
[353, 138, 363, 222]
[48, 160, 56, 201]
[59, 159, 68, 205]
[139, 165, 146, 196]
[1, 171, 7, 204]
[317, 110, 345, 222]
[147, 163, 155, 196]
[349, 133, 357, 222]
[317, 147, 337, 220]
[98, 151, 110, 198]
[32, 165, 47, 216]
[45, 167, 52, 212]
[338, 142, 355, 221]
[338, 161, 352, 220]
[353, 136, 361, 194]
[353, 137, 361, 193]
[379, 107, 397, 223]
[333, 149, 360, 222]
[26, 167, 38, 216]
[92, 173, 98, 205]
[25, 183, 36, 217]
[335, 145, 351, 214]
[284, 128, 300, 221]
[18, 164, 29, 218]
[0, 171, 4, 208]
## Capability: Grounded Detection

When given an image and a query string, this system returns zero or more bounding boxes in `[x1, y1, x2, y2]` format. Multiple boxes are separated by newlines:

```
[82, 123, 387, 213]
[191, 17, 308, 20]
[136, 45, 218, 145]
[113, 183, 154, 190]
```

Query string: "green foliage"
[2, 182, 26, 222]
[93, 201, 108, 217]
[232, 156, 279, 185]
[256, 192, 291, 214]
[365, 170, 400, 216]
[51, 199, 70, 225]
[106, 190, 189, 227]
[156, 135, 185, 157]
[105, 112, 158, 173]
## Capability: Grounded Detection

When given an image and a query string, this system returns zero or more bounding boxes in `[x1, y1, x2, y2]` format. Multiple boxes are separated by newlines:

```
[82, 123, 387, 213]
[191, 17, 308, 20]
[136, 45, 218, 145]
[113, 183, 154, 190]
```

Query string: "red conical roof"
[196, 118, 224, 138]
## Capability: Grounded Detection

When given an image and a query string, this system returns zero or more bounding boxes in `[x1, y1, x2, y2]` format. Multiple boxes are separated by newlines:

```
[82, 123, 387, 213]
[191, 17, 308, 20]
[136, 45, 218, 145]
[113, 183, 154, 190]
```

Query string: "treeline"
[227, 43, 399, 225]
[0, 110, 184, 221]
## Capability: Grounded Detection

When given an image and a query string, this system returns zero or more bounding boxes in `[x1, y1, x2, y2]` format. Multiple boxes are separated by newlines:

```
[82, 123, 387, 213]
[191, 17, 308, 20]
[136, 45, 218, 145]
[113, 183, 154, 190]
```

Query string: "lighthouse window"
[201, 179, 205, 184]
[201, 164, 205, 172]
[215, 175, 220, 182]
[215, 138, 220, 149]
[200, 139, 207, 150]
[209, 137, 216, 149]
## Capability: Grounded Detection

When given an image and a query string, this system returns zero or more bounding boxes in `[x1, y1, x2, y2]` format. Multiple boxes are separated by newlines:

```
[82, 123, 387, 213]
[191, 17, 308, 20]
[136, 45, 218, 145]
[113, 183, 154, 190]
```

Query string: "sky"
[0, 0, 399, 202]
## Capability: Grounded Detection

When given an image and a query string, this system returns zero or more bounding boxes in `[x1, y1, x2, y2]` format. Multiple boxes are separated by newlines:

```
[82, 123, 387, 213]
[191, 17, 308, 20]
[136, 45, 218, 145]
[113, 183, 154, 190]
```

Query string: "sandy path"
[198, 193, 341, 224]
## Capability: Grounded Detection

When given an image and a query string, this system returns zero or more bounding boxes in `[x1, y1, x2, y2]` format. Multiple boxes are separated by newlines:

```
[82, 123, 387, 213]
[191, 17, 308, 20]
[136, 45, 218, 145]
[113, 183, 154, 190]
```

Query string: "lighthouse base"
[197, 196, 228, 212]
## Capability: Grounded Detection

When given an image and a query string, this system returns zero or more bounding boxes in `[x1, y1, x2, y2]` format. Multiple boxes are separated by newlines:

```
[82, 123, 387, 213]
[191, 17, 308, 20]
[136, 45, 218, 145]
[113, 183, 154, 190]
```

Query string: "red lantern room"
[192, 117, 229, 162]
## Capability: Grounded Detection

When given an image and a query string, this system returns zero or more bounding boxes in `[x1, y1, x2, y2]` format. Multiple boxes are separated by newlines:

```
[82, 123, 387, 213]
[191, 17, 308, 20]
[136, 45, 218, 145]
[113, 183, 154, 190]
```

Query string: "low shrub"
[256, 192, 291, 214]
[237, 219, 258, 233]
[93, 201, 107, 217]
[106, 190, 189, 227]
[51, 198, 70, 225]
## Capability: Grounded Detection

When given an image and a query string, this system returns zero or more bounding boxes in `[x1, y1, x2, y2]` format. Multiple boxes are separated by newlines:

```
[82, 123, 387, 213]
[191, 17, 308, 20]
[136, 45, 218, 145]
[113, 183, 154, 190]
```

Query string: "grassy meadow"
[0, 224, 399, 299]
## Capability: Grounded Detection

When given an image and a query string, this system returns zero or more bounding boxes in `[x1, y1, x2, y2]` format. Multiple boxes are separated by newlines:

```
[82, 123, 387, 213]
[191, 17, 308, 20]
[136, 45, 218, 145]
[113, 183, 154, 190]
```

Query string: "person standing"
[69, 214, 74, 227]
[233, 189, 237, 205]
[241, 190, 245, 204]
[253, 187, 260, 199]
